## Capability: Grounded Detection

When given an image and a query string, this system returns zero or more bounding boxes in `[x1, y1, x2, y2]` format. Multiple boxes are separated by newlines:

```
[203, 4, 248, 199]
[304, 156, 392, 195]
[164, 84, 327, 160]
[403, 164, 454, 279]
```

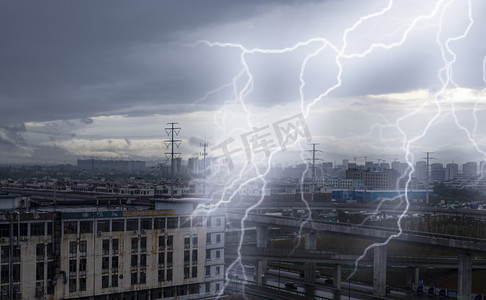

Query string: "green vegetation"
[432, 183, 481, 203]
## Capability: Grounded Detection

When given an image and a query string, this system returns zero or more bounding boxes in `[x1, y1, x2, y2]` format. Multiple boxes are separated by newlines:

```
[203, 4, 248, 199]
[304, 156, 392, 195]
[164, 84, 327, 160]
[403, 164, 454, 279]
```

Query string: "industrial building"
[0, 195, 224, 300]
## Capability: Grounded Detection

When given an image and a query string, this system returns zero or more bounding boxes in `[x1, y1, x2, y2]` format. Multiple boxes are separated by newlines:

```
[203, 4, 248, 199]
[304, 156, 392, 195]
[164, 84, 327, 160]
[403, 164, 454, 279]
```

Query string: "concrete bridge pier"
[406, 267, 419, 289]
[304, 283, 316, 299]
[305, 231, 317, 251]
[333, 264, 341, 289]
[256, 259, 267, 286]
[373, 245, 387, 297]
[256, 225, 268, 248]
[458, 252, 472, 300]
[304, 231, 317, 287]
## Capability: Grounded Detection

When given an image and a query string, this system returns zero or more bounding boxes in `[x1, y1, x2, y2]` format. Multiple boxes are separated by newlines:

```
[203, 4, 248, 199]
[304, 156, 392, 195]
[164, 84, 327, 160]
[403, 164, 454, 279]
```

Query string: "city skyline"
[1, 1, 486, 170]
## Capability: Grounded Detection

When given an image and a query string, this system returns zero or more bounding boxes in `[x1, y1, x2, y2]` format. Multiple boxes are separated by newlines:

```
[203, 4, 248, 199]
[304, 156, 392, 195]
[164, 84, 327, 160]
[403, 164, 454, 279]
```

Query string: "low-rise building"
[0, 198, 224, 300]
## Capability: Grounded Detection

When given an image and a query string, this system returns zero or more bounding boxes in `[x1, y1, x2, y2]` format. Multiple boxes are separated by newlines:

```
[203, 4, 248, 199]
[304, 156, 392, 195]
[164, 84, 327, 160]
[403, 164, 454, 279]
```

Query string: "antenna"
[164, 122, 181, 199]
[201, 142, 208, 200]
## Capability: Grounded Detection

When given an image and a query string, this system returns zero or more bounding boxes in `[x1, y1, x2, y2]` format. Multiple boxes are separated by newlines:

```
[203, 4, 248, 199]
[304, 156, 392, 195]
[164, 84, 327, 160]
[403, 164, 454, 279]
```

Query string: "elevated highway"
[226, 212, 486, 299]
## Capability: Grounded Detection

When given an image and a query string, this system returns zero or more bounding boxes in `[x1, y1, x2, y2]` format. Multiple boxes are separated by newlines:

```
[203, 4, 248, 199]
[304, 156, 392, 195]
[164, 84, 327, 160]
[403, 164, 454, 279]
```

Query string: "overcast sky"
[1, 0, 486, 168]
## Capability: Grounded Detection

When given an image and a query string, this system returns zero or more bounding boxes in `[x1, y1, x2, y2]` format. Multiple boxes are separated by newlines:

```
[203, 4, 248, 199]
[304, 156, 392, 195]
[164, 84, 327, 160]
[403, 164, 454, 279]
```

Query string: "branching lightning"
[187, 0, 485, 297]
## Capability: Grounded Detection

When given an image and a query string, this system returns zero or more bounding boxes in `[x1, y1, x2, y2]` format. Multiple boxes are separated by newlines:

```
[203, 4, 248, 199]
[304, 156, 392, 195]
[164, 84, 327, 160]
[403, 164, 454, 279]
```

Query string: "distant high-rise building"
[462, 161, 477, 177]
[380, 162, 390, 170]
[480, 161, 486, 176]
[415, 161, 427, 180]
[445, 163, 459, 180]
[188, 157, 199, 173]
[77, 159, 146, 171]
[391, 161, 408, 177]
[342, 159, 349, 169]
[430, 163, 445, 182]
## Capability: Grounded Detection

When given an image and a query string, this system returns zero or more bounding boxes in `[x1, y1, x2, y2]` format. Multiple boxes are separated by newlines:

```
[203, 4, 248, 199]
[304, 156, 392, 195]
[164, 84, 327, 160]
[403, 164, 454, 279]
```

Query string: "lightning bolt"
[185, 0, 484, 297]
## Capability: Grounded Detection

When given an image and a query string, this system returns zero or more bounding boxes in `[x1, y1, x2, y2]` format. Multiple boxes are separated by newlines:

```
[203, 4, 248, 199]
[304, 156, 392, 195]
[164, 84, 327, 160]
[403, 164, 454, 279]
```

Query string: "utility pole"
[307, 144, 321, 201]
[164, 123, 181, 199]
[423, 152, 435, 204]
[201, 142, 208, 200]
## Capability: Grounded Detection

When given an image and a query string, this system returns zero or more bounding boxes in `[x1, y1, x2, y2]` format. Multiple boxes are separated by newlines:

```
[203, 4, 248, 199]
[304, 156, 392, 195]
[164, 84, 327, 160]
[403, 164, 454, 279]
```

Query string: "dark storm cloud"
[80, 117, 94, 125]
[0, 0, 309, 127]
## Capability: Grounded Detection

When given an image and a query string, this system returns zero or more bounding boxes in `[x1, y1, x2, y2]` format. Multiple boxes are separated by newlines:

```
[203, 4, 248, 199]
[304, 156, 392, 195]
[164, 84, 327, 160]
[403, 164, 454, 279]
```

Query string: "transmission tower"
[423, 152, 435, 204]
[306, 143, 322, 200]
[164, 122, 181, 199]
[201, 142, 208, 200]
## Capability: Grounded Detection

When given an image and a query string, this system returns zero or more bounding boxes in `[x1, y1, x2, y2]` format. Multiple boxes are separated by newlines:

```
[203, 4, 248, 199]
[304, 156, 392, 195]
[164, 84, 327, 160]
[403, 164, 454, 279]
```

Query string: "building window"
[167, 268, 173, 281]
[47, 243, 54, 260]
[131, 255, 137, 269]
[184, 250, 190, 266]
[184, 236, 190, 249]
[112, 220, 124, 232]
[69, 278, 76, 292]
[167, 252, 173, 267]
[112, 274, 118, 287]
[192, 249, 198, 263]
[127, 219, 138, 231]
[36, 243, 45, 260]
[216, 266, 220, 275]
[206, 249, 211, 260]
[69, 260, 76, 277]
[31, 222, 46, 236]
[13, 264, 20, 282]
[1, 246, 9, 263]
[140, 237, 147, 252]
[102, 275, 109, 288]
[192, 266, 197, 278]
[216, 283, 220, 292]
[112, 239, 119, 254]
[154, 217, 165, 229]
[140, 271, 146, 284]
[167, 217, 178, 229]
[102, 257, 109, 273]
[158, 252, 164, 267]
[79, 259, 87, 276]
[131, 238, 138, 253]
[181, 216, 191, 228]
[102, 239, 110, 255]
[131, 272, 138, 285]
[216, 218, 222, 226]
[36, 262, 44, 280]
[205, 266, 210, 277]
[192, 235, 198, 247]
[141, 218, 152, 230]
[97, 220, 109, 233]
[79, 277, 86, 291]
[184, 267, 190, 279]
[69, 241, 77, 257]
[206, 233, 211, 244]
[140, 254, 147, 270]
[216, 250, 220, 258]
[167, 235, 173, 250]
[112, 256, 119, 272]
[205, 282, 210, 293]
[79, 241, 87, 257]
[158, 236, 165, 251]
[216, 234, 221, 243]
[80, 221, 92, 234]
[158, 269, 164, 282]
[64, 221, 77, 235]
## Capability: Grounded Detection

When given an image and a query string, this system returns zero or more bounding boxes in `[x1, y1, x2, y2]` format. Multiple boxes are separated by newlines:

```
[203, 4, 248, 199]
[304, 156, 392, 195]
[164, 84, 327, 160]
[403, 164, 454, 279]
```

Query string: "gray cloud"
[1, 0, 485, 163]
